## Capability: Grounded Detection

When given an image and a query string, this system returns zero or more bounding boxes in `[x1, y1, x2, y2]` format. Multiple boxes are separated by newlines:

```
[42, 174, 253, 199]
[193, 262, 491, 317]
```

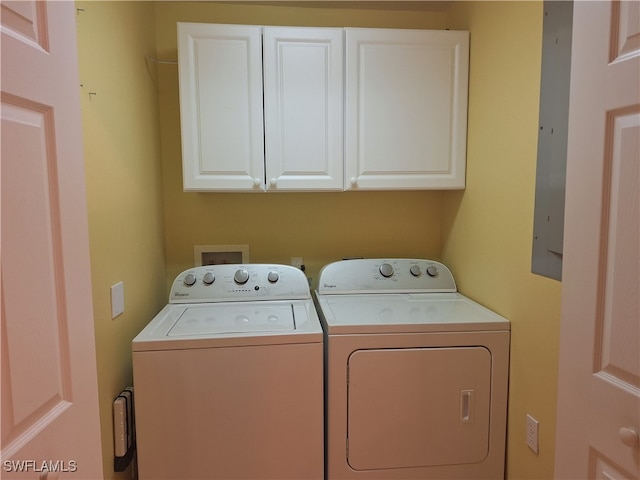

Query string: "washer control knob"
[410, 265, 422, 277]
[267, 271, 279, 283]
[183, 272, 197, 286]
[234, 269, 250, 285]
[379, 263, 394, 278]
[426, 265, 439, 277]
[203, 272, 215, 285]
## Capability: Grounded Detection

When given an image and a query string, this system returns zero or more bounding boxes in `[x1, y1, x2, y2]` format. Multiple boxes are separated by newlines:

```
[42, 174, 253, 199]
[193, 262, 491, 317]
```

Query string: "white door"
[555, 1, 640, 478]
[178, 23, 265, 191]
[263, 27, 344, 191]
[1, 2, 103, 479]
[344, 28, 468, 190]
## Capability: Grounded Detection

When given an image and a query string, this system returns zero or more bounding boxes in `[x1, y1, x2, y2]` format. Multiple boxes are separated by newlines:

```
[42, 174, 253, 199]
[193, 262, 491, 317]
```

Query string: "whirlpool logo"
[322, 283, 337, 289]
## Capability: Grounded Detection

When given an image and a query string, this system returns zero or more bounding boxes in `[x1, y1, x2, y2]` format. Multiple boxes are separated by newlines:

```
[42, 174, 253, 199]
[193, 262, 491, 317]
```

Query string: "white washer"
[133, 264, 323, 480]
[314, 259, 510, 479]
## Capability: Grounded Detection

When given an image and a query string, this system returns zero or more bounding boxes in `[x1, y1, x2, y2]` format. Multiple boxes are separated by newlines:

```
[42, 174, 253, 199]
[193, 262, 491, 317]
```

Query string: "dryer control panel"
[170, 264, 310, 303]
[317, 258, 457, 294]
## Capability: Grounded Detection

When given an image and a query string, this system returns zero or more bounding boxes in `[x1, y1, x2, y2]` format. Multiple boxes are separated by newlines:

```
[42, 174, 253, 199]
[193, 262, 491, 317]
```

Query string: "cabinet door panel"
[178, 23, 265, 191]
[263, 27, 344, 191]
[345, 28, 469, 190]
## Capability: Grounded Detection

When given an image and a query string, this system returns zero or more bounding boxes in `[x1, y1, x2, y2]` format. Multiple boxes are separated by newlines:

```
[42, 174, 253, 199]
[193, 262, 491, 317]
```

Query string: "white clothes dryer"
[133, 264, 323, 480]
[314, 259, 510, 479]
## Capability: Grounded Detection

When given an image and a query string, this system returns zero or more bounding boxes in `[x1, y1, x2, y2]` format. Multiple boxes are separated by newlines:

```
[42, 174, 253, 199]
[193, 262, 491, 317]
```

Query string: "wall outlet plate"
[110, 282, 124, 319]
[526, 413, 539, 454]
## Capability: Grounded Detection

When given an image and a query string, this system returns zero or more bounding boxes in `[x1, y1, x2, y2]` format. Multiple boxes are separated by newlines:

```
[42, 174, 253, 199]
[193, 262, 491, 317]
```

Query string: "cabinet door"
[263, 27, 344, 191]
[178, 23, 265, 191]
[345, 28, 469, 190]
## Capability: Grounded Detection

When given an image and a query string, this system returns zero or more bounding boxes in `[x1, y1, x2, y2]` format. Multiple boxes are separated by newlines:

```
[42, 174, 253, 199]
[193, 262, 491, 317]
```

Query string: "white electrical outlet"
[291, 257, 304, 269]
[526, 414, 539, 454]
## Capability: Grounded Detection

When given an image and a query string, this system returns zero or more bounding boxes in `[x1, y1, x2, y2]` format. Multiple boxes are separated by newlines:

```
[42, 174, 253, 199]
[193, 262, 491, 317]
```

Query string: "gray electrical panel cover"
[532, 1, 573, 281]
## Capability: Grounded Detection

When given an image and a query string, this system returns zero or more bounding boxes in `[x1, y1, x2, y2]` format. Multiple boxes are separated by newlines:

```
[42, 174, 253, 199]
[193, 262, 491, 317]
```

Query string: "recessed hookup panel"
[194, 244, 250, 266]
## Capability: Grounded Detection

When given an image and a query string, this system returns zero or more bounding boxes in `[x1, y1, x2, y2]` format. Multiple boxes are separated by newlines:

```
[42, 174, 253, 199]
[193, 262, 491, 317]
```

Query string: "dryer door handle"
[460, 390, 475, 424]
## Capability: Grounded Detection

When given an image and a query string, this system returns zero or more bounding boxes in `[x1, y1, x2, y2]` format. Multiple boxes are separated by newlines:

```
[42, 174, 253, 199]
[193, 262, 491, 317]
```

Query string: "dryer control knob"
[426, 265, 439, 277]
[379, 263, 394, 278]
[267, 271, 279, 283]
[410, 265, 422, 277]
[234, 269, 250, 285]
[183, 273, 197, 286]
[203, 272, 215, 285]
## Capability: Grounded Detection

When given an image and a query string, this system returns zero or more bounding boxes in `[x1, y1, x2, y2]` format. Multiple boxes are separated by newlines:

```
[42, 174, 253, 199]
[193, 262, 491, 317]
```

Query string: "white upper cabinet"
[263, 27, 344, 191]
[178, 23, 343, 192]
[345, 28, 469, 190]
[178, 23, 265, 191]
[178, 24, 469, 192]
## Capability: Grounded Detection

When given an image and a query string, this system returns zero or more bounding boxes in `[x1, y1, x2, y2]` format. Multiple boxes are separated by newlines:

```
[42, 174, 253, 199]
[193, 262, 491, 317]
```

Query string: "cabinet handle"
[253, 177, 262, 187]
[350, 177, 358, 186]
[619, 427, 639, 448]
[270, 178, 277, 187]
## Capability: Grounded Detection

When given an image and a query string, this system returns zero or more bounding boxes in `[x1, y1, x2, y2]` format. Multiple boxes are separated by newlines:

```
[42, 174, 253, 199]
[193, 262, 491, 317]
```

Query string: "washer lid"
[168, 304, 295, 336]
[132, 299, 323, 351]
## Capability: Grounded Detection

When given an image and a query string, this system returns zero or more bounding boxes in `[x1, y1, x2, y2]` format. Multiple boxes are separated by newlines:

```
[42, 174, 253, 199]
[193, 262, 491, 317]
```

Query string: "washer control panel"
[317, 259, 457, 294]
[170, 264, 309, 303]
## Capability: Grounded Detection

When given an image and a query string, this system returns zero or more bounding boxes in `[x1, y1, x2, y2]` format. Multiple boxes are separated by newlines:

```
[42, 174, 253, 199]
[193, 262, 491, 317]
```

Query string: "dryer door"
[347, 347, 491, 470]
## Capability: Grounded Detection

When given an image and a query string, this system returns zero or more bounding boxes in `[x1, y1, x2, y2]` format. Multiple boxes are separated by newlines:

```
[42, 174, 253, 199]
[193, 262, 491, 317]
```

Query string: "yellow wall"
[443, 2, 561, 479]
[77, 2, 561, 479]
[76, 2, 167, 478]
[154, 2, 448, 288]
